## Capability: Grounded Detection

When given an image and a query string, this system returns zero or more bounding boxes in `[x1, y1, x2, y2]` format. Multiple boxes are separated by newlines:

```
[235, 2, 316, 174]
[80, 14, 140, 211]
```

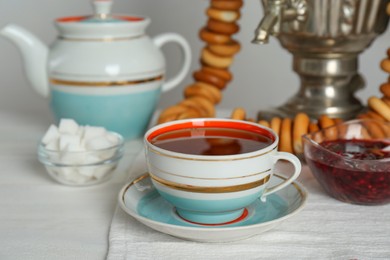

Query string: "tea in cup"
[144, 118, 302, 224]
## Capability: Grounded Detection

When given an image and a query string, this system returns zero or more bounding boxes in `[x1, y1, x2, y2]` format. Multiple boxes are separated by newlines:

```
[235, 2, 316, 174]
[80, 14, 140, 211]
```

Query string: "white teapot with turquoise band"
[0, 0, 191, 139]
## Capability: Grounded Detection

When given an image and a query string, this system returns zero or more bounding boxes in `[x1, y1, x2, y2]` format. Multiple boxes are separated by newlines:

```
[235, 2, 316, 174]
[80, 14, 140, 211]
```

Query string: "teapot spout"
[1, 24, 49, 97]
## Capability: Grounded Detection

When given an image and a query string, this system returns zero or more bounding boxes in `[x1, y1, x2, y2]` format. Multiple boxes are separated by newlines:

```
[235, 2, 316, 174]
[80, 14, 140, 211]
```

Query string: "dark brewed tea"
[306, 139, 390, 205]
[150, 127, 273, 155]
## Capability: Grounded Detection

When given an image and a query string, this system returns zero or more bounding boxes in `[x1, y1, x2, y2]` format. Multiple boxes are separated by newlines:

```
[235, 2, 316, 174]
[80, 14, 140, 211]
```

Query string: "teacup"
[144, 118, 302, 224]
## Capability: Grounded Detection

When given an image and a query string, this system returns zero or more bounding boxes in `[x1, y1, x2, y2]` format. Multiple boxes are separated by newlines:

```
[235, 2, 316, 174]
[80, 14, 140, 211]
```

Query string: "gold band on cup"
[147, 161, 272, 180]
[150, 173, 270, 193]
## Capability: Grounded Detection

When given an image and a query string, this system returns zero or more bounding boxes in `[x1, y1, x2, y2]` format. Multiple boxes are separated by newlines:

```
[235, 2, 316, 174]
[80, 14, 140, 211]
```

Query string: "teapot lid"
[55, 0, 149, 40]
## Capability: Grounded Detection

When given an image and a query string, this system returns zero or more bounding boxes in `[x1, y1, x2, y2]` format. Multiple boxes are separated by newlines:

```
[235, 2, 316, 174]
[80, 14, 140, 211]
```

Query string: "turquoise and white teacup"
[144, 118, 302, 225]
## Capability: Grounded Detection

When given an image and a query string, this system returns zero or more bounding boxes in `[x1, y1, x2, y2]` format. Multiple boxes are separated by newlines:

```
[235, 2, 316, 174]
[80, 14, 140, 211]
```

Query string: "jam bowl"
[302, 119, 390, 205]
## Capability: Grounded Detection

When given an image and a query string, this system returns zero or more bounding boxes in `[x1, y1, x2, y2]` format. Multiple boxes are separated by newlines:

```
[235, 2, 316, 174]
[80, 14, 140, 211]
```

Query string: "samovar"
[253, 0, 390, 119]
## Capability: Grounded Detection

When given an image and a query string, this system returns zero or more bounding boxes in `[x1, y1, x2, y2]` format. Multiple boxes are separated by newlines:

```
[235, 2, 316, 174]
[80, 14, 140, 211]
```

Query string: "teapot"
[0, 0, 191, 139]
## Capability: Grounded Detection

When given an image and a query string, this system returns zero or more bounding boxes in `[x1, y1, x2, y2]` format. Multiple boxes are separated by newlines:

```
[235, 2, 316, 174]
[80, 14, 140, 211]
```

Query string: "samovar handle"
[252, 0, 307, 44]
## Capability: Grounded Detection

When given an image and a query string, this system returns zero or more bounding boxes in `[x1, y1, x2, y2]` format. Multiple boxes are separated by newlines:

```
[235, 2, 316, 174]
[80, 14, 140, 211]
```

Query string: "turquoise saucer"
[118, 173, 307, 242]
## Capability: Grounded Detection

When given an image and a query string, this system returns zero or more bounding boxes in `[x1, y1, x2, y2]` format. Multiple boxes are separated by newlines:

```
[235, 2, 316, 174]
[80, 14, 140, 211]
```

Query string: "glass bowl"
[38, 132, 124, 186]
[302, 119, 390, 205]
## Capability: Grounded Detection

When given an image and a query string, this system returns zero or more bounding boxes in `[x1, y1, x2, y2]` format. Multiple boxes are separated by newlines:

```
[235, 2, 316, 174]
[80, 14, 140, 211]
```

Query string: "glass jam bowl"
[302, 119, 390, 205]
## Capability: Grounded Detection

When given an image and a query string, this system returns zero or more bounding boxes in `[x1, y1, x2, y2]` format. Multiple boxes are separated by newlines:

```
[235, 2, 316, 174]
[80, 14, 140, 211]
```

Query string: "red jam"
[306, 139, 390, 205]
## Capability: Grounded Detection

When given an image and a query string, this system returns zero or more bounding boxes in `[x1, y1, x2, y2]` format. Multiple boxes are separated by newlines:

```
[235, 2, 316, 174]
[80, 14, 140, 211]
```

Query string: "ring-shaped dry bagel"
[201, 48, 233, 69]
[184, 83, 222, 104]
[201, 66, 233, 82]
[292, 113, 310, 154]
[207, 19, 239, 35]
[210, 0, 243, 11]
[319, 115, 338, 140]
[206, 8, 240, 23]
[270, 117, 282, 136]
[380, 82, 390, 98]
[380, 58, 390, 73]
[279, 118, 293, 153]
[193, 70, 227, 89]
[231, 107, 246, 120]
[368, 96, 390, 121]
[207, 40, 241, 57]
[199, 27, 231, 44]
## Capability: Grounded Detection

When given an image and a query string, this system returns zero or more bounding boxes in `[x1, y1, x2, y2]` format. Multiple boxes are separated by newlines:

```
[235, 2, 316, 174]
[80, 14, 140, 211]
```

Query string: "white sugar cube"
[60, 143, 85, 164]
[60, 152, 85, 165]
[59, 134, 82, 151]
[58, 167, 77, 180]
[45, 139, 59, 151]
[106, 133, 119, 145]
[85, 137, 112, 150]
[58, 119, 79, 135]
[74, 174, 92, 184]
[83, 126, 106, 141]
[60, 168, 90, 183]
[77, 126, 85, 136]
[99, 150, 116, 160]
[67, 142, 84, 152]
[47, 152, 61, 164]
[77, 166, 96, 178]
[84, 154, 101, 164]
[47, 168, 60, 177]
[42, 125, 59, 145]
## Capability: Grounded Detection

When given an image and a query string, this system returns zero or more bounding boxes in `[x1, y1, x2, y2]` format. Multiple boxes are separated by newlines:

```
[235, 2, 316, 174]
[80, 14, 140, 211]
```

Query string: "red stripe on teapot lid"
[56, 0, 144, 24]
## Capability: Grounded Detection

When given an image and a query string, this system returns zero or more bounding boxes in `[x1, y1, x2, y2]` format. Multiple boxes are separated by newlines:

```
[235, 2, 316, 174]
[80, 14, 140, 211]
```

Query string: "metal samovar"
[253, 0, 389, 119]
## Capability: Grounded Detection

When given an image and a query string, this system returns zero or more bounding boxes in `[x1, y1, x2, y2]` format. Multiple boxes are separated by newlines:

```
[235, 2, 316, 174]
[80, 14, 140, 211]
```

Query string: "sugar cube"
[77, 126, 85, 136]
[83, 126, 106, 141]
[60, 152, 85, 165]
[77, 166, 96, 178]
[59, 134, 82, 151]
[58, 119, 79, 135]
[45, 139, 59, 151]
[106, 133, 119, 145]
[85, 136, 112, 150]
[42, 125, 59, 145]
[60, 168, 90, 184]
[84, 154, 101, 164]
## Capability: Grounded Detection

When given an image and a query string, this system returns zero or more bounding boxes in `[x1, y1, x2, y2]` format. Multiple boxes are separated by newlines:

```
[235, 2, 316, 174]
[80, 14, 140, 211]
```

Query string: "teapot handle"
[152, 33, 191, 92]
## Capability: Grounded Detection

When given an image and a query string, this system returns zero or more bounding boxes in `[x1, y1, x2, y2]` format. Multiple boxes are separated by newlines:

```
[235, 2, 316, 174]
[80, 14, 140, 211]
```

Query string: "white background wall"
[0, 0, 389, 125]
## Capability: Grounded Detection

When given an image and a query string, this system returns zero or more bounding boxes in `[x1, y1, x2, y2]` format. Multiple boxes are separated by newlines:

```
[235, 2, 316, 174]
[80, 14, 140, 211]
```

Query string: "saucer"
[118, 173, 307, 242]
